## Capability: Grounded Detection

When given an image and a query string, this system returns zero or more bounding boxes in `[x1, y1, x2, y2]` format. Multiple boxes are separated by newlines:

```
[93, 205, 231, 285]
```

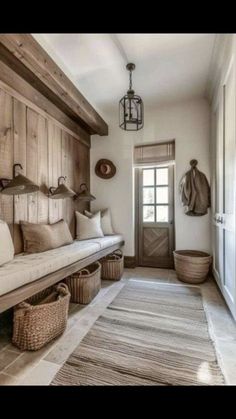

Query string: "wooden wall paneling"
[75, 141, 90, 214]
[61, 129, 68, 227]
[48, 120, 54, 224]
[67, 134, 75, 236]
[61, 130, 72, 233]
[37, 115, 48, 224]
[48, 120, 54, 223]
[0, 61, 90, 147]
[48, 121, 62, 224]
[55, 125, 63, 222]
[26, 108, 38, 223]
[13, 98, 27, 253]
[0, 89, 14, 235]
[0, 75, 91, 250]
[0, 35, 108, 136]
[73, 136, 80, 233]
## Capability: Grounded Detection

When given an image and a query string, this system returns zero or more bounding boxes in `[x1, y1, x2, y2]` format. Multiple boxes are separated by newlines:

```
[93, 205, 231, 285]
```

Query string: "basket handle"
[108, 254, 120, 260]
[78, 268, 90, 277]
[113, 249, 123, 257]
[14, 284, 70, 314]
[16, 301, 32, 310]
[103, 249, 123, 260]
[55, 282, 70, 296]
[14, 301, 33, 318]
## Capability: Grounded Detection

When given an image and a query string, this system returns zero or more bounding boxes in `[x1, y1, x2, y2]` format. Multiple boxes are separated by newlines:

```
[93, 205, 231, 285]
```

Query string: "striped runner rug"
[51, 280, 225, 385]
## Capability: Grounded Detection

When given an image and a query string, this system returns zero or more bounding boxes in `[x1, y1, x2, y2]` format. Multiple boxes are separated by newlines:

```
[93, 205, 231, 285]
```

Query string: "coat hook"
[190, 159, 198, 168]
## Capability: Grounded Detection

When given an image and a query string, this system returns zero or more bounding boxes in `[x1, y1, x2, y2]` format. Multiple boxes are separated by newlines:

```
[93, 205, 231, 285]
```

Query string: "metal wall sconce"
[0, 164, 39, 195]
[75, 183, 96, 201]
[49, 176, 76, 199]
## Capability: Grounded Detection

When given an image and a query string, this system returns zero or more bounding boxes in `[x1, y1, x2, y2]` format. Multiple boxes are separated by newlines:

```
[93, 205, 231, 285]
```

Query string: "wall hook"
[190, 159, 198, 168]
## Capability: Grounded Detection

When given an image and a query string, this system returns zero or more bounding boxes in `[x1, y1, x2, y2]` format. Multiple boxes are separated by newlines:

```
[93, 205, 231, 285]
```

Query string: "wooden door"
[212, 56, 236, 319]
[136, 165, 175, 268]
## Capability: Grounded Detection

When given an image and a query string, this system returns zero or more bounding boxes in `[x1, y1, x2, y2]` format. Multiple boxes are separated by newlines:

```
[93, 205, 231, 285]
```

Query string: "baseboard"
[124, 256, 136, 269]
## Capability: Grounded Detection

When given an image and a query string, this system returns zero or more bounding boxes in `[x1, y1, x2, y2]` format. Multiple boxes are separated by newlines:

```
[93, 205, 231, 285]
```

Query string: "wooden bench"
[0, 239, 124, 313]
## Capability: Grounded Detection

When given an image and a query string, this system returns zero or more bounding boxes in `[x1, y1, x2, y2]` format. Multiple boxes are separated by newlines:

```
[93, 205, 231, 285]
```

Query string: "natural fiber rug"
[51, 280, 225, 385]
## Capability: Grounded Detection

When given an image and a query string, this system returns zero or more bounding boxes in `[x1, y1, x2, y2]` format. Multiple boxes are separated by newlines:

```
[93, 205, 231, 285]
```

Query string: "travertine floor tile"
[18, 360, 60, 385]
[44, 321, 95, 365]
[168, 269, 178, 280]
[131, 267, 169, 279]
[0, 349, 21, 372]
[214, 339, 236, 385]
[0, 372, 19, 385]
[202, 283, 236, 340]
[0, 314, 12, 351]
[0, 338, 11, 352]
[4, 349, 48, 378]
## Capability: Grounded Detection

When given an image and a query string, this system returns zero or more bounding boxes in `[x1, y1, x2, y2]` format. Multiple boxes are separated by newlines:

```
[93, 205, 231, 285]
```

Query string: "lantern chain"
[129, 69, 132, 90]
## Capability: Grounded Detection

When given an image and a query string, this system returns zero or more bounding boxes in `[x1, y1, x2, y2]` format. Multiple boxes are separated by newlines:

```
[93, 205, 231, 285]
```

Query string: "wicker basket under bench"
[100, 249, 124, 281]
[12, 283, 70, 351]
[65, 261, 101, 304]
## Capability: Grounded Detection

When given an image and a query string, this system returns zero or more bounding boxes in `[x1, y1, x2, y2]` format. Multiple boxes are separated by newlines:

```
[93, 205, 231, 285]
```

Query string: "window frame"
[142, 166, 169, 223]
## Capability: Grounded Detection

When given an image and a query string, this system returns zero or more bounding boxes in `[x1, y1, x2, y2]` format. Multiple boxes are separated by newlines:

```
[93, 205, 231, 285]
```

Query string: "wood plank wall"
[0, 87, 90, 254]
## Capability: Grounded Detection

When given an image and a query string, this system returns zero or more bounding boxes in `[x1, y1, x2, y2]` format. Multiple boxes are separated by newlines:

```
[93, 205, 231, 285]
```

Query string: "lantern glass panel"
[119, 95, 143, 131]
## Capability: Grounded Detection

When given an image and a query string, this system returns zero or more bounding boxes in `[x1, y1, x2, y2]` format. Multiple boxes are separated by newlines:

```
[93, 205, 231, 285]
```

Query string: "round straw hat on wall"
[95, 159, 116, 179]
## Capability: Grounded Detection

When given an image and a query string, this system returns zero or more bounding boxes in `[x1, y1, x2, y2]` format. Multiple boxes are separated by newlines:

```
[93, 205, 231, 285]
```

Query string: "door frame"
[211, 54, 236, 320]
[135, 163, 175, 268]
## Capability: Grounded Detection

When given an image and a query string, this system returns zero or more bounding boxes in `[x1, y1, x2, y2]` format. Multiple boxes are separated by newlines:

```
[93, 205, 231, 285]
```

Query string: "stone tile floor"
[0, 267, 236, 385]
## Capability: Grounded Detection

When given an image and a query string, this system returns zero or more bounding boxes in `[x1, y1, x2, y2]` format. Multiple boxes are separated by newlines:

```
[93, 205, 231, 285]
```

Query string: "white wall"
[90, 98, 211, 256]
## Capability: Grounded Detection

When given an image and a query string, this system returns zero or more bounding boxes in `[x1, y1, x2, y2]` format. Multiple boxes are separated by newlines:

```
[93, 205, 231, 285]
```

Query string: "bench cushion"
[0, 235, 123, 297]
[82, 235, 123, 250]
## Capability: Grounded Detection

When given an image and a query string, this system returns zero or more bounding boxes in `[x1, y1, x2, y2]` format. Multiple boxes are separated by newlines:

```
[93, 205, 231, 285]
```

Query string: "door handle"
[215, 215, 224, 224]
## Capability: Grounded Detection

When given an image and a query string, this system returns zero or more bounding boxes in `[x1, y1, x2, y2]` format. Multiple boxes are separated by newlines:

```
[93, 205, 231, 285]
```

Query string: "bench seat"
[0, 234, 123, 298]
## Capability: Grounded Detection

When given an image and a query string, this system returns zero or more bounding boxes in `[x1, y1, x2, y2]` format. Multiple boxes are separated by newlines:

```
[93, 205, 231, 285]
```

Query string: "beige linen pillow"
[84, 208, 115, 235]
[0, 219, 15, 265]
[20, 219, 73, 253]
[75, 211, 104, 240]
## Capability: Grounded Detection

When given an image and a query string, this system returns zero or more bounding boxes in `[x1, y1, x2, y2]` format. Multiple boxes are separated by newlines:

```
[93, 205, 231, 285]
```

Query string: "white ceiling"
[33, 33, 216, 115]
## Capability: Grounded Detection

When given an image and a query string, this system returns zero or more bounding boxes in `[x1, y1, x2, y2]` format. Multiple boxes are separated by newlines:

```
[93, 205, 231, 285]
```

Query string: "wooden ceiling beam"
[0, 34, 108, 136]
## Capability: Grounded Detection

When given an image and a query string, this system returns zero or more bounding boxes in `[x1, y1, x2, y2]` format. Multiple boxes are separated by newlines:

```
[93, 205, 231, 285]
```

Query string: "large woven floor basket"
[65, 261, 101, 304]
[12, 283, 70, 351]
[100, 249, 124, 281]
[173, 250, 212, 284]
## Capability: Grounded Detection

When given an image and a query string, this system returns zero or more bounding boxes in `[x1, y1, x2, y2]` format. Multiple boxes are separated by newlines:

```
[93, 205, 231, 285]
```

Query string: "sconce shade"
[49, 183, 76, 199]
[76, 183, 96, 201]
[49, 176, 76, 199]
[0, 166, 39, 195]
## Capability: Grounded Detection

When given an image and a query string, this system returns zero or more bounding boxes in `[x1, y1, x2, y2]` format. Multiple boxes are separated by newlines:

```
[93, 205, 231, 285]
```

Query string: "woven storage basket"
[173, 250, 212, 284]
[65, 261, 101, 304]
[100, 249, 124, 281]
[12, 283, 70, 351]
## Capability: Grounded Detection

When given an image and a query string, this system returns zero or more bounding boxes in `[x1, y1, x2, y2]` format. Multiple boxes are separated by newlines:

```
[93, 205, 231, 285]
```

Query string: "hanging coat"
[179, 166, 211, 216]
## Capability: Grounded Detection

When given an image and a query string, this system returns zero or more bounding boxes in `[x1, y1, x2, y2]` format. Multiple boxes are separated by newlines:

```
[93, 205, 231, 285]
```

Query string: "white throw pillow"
[84, 208, 115, 235]
[75, 211, 104, 240]
[0, 220, 14, 266]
